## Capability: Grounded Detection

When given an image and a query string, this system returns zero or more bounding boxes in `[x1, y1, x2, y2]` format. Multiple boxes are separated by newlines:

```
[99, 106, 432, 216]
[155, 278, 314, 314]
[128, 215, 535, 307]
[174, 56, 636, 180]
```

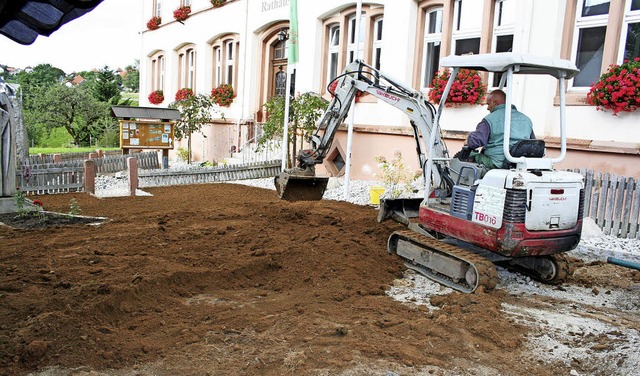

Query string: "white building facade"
[140, 0, 640, 179]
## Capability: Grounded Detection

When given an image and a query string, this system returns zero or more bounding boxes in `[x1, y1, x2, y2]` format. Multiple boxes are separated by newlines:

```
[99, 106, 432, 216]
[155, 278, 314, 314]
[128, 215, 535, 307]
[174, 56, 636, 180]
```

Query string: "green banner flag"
[288, 0, 299, 64]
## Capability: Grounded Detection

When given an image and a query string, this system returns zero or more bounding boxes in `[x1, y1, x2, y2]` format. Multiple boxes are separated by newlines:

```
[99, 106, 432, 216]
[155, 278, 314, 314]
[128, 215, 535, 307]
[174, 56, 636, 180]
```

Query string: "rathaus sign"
[262, 0, 289, 12]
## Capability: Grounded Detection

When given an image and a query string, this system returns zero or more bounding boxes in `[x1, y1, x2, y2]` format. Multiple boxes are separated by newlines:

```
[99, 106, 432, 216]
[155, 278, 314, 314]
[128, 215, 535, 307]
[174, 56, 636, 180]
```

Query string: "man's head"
[486, 89, 506, 112]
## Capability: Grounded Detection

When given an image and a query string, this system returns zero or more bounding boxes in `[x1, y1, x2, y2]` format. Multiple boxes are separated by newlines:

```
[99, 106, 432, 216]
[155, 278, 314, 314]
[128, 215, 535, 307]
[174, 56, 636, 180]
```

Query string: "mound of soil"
[0, 183, 636, 375]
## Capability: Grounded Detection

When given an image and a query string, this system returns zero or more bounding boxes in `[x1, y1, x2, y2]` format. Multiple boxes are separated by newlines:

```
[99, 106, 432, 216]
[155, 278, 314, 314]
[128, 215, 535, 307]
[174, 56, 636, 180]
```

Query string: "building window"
[154, 0, 162, 18]
[347, 14, 365, 64]
[565, 0, 640, 90]
[176, 45, 196, 91]
[211, 35, 239, 89]
[322, 5, 384, 91]
[150, 52, 165, 92]
[620, 0, 640, 61]
[327, 24, 340, 82]
[452, 0, 482, 55]
[181, 0, 191, 6]
[421, 7, 443, 89]
[491, 0, 515, 86]
[372, 16, 383, 70]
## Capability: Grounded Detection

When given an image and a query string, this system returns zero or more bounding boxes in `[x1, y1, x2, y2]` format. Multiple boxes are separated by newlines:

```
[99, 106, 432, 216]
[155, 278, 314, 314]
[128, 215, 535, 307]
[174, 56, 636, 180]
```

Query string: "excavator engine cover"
[275, 171, 329, 201]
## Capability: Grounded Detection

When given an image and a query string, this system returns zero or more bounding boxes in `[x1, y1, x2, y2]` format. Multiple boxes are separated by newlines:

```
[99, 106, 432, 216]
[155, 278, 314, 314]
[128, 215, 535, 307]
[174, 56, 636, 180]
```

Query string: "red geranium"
[147, 16, 161, 30]
[173, 5, 191, 22]
[587, 57, 640, 115]
[175, 88, 194, 101]
[148, 90, 164, 105]
[32, 200, 43, 208]
[210, 0, 226, 7]
[211, 84, 236, 107]
[428, 68, 486, 106]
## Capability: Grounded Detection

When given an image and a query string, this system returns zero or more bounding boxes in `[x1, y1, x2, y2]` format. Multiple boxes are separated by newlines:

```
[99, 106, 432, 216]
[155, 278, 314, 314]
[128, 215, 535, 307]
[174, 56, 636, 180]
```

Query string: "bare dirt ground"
[1, 183, 639, 376]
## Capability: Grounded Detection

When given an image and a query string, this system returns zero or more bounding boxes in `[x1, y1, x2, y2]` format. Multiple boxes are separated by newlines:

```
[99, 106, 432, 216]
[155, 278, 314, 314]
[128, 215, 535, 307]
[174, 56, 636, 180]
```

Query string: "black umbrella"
[0, 0, 103, 45]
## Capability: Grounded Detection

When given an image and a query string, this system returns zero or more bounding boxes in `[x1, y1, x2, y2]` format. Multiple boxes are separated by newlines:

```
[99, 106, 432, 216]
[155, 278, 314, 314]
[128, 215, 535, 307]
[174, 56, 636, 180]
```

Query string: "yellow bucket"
[369, 186, 385, 205]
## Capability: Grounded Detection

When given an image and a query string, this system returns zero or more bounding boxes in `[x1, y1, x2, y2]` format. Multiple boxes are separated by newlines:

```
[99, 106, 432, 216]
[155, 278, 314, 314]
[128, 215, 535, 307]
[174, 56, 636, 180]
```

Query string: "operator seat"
[502, 139, 546, 169]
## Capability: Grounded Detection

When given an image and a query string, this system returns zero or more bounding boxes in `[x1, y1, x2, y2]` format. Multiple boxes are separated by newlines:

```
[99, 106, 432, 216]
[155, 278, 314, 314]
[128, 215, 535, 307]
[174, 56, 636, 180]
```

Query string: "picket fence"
[572, 169, 640, 239]
[17, 152, 160, 194]
[139, 160, 281, 187]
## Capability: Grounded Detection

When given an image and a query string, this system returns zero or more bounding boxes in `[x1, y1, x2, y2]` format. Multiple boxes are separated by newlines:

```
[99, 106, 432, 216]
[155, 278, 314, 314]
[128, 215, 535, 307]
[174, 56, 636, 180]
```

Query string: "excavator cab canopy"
[439, 52, 579, 78]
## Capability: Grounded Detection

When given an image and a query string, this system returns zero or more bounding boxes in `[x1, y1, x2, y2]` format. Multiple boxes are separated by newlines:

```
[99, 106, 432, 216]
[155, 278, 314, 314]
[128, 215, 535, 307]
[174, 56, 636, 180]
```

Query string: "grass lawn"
[30, 147, 121, 155]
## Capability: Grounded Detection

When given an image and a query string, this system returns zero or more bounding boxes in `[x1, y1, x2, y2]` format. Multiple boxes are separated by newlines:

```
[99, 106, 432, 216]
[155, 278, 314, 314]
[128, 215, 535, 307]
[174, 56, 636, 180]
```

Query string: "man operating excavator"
[465, 89, 535, 170]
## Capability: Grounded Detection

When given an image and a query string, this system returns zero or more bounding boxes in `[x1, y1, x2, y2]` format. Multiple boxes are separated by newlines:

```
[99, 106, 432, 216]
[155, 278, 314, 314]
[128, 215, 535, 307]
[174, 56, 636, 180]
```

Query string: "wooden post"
[162, 149, 169, 169]
[83, 159, 95, 194]
[53, 154, 62, 164]
[127, 157, 139, 196]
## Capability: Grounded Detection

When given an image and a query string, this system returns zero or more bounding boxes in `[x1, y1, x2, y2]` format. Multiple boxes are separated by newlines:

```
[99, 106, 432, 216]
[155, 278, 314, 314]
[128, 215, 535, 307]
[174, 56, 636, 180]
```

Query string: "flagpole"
[343, 0, 362, 200]
[281, 0, 299, 172]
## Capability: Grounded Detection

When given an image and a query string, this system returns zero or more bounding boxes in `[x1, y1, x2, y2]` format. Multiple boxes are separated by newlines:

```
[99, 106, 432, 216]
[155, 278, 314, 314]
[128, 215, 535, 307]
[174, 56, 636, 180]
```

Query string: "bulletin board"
[119, 121, 175, 150]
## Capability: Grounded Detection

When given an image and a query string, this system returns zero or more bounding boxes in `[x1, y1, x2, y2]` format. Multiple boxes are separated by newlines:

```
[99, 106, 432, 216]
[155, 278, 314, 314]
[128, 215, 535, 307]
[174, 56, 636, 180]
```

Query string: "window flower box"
[147, 16, 161, 31]
[210, 0, 226, 7]
[175, 88, 195, 102]
[148, 90, 164, 105]
[173, 5, 191, 22]
[587, 58, 640, 116]
[428, 68, 486, 106]
[211, 84, 236, 107]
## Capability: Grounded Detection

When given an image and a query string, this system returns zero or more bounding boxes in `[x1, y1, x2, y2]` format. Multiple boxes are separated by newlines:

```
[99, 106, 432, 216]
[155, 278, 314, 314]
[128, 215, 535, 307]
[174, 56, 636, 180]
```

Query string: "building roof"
[0, 0, 103, 45]
[440, 52, 580, 79]
[111, 106, 182, 121]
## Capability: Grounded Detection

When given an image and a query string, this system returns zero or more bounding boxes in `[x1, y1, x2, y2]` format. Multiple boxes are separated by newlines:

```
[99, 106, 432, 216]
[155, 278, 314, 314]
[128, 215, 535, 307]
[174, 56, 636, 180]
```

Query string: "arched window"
[211, 35, 240, 89]
[149, 51, 165, 92]
[176, 44, 197, 91]
[322, 5, 384, 92]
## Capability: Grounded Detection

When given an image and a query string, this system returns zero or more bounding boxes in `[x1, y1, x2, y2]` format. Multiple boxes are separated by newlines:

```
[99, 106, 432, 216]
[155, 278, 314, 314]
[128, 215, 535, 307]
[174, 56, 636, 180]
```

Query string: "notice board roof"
[111, 106, 182, 121]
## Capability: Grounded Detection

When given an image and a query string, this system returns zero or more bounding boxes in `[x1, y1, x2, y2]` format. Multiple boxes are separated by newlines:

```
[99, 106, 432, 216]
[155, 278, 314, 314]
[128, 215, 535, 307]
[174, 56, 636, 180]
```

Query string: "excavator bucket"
[377, 198, 423, 224]
[274, 171, 329, 201]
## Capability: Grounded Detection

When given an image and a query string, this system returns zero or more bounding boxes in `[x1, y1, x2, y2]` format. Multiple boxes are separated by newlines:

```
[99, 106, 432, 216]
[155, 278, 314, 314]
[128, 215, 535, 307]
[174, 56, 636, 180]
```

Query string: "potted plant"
[147, 16, 161, 30]
[173, 5, 191, 22]
[428, 68, 486, 106]
[210, 0, 226, 7]
[211, 84, 236, 107]
[175, 88, 194, 102]
[148, 90, 164, 105]
[587, 58, 640, 116]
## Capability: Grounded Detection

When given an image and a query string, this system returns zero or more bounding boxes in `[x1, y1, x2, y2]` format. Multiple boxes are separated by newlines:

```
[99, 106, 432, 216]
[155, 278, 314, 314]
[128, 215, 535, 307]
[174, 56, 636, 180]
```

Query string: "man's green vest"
[482, 104, 533, 168]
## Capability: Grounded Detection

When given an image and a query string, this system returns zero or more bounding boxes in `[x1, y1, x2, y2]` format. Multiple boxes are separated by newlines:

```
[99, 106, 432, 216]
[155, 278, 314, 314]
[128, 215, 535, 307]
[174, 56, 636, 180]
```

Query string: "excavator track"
[388, 230, 498, 293]
[502, 253, 573, 285]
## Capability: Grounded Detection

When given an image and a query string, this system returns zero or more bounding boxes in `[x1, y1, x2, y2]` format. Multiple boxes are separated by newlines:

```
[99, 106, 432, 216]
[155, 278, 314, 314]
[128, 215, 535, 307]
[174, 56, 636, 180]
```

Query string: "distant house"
[66, 75, 85, 87]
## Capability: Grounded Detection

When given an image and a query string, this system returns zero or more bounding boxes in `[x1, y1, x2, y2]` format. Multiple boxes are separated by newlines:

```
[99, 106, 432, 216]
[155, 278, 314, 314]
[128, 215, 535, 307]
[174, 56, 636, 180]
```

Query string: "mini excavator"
[274, 53, 585, 293]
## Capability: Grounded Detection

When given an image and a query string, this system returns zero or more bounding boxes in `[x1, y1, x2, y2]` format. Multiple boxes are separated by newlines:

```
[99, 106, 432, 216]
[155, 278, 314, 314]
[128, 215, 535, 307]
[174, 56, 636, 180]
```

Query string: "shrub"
[586, 58, 640, 115]
[428, 68, 486, 105]
[374, 151, 421, 199]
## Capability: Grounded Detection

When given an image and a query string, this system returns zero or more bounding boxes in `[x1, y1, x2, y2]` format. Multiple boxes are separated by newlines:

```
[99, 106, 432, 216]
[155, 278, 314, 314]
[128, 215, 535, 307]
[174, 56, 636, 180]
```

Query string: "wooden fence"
[17, 166, 84, 194]
[17, 152, 160, 194]
[573, 169, 640, 239]
[139, 160, 281, 187]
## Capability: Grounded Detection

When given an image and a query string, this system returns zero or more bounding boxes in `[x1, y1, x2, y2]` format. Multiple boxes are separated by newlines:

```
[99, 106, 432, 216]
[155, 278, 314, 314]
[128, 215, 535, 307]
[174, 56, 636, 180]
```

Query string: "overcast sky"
[0, 0, 143, 73]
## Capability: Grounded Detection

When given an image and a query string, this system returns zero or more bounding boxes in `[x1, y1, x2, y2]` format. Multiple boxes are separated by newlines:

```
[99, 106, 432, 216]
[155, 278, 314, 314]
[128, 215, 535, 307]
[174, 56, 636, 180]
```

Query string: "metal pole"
[343, 0, 362, 200]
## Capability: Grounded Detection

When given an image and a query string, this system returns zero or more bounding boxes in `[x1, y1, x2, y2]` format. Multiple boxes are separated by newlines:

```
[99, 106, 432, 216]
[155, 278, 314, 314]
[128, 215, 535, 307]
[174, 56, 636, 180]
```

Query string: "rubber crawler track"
[390, 230, 498, 293]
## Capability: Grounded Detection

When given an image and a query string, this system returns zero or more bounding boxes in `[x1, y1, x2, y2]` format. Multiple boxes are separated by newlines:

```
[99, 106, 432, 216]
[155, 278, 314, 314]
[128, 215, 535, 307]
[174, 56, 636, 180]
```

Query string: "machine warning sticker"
[472, 185, 506, 229]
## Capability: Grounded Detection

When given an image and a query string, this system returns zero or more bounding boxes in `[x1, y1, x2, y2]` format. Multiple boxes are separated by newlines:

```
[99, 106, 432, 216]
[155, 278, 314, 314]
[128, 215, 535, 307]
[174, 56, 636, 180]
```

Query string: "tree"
[169, 93, 220, 164]
[90, 66, 121, 104]
[122, 61, 140, 92]
[28, 84, 112, 146]
[259, 92, 329, 167]
[15, 64, 66, 111]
